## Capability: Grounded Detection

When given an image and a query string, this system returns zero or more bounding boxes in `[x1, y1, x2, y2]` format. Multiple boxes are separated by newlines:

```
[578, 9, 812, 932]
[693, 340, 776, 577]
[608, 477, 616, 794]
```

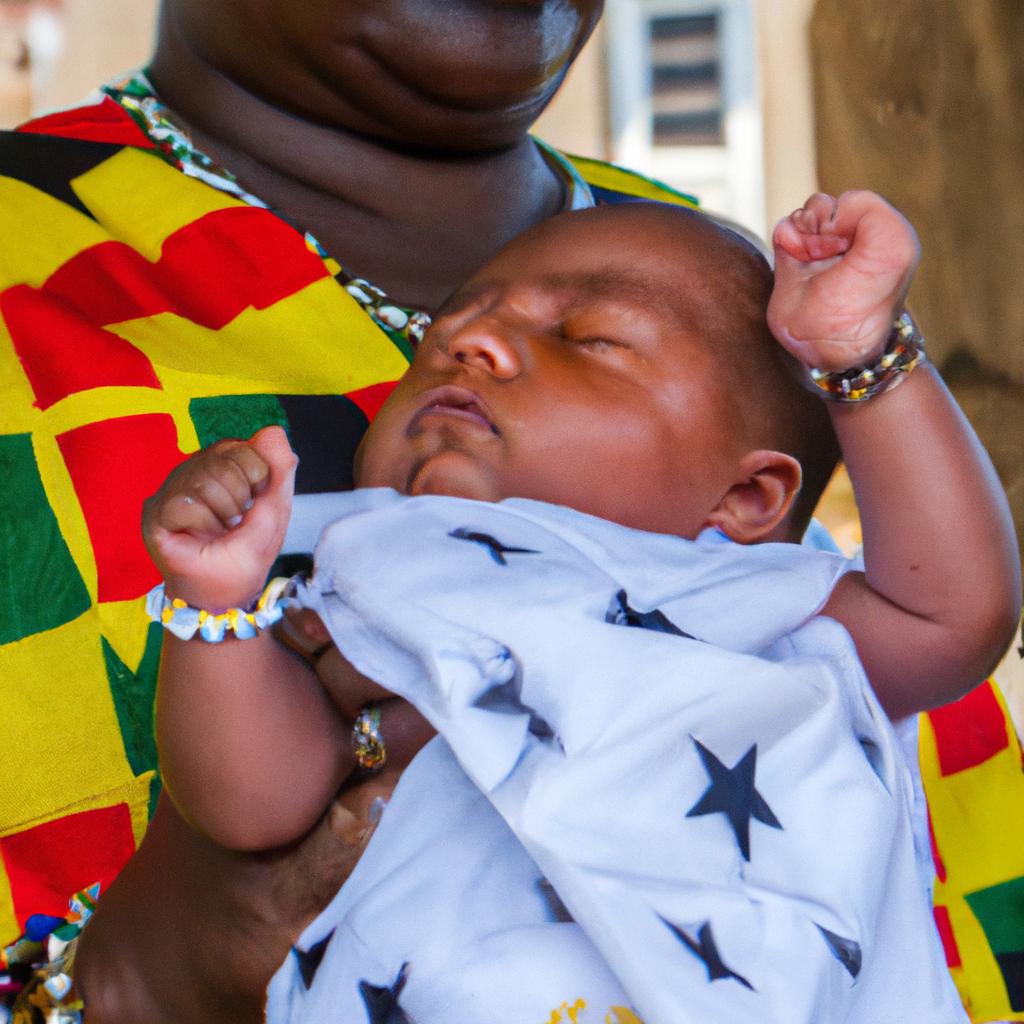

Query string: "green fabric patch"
[147, 770, 163, 821]
[188, 394, 288, 448]
[0, 433, 91, 644]
[101, 621, 162, 778]
[966, 876, 1024, 954]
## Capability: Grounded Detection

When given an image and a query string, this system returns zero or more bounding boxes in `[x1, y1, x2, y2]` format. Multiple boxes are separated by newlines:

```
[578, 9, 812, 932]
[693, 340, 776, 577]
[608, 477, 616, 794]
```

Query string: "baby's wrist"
[160, 576, 266, 615]
[149, 577, 293, 643]
[801, 312, 926, 403]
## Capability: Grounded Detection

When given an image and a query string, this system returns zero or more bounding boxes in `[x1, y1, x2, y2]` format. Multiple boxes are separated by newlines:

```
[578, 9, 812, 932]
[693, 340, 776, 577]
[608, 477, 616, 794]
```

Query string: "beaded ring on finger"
[352, 704, 387, 772]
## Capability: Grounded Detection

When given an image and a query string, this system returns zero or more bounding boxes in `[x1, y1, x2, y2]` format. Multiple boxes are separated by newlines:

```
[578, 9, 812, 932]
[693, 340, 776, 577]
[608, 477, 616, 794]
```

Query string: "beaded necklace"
[101, 70, 594, 356]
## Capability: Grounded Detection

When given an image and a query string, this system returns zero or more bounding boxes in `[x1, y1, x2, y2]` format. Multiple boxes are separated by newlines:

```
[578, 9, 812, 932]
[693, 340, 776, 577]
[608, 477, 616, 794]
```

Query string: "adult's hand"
[75, 782, 392, 1024]
[285, 606, 437, 770]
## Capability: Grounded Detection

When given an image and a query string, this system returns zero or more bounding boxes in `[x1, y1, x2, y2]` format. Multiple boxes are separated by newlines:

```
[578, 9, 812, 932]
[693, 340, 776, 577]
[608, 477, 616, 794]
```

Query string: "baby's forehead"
[450, 204, 767, 330]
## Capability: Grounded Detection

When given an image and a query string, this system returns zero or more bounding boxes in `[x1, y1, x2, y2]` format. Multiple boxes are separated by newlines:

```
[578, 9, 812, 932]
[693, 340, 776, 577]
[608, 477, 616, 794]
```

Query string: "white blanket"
[266, 490, 965, 1024]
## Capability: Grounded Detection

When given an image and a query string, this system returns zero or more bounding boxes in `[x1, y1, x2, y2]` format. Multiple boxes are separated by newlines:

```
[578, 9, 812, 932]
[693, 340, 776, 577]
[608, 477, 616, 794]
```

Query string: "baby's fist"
[768, 190, 920, 372]
[142, 426, 297, 610]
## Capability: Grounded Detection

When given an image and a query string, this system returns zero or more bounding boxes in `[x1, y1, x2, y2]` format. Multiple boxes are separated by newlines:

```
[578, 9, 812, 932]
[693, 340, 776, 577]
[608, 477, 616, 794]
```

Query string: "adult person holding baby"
[0, 0, 707, 1020]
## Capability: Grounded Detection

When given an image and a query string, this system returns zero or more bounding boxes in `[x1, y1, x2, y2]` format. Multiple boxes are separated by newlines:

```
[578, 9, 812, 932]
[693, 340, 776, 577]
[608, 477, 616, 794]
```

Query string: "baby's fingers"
[153, 487, 232, 539]
[774, 195, 850, 263]
[208, 440, 272, 508]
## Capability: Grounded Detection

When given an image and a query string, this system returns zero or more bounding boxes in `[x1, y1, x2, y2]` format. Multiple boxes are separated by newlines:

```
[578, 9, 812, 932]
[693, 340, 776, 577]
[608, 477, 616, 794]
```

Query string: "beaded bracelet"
[145, 577, 294, 642]
[804, 312, 926, 403]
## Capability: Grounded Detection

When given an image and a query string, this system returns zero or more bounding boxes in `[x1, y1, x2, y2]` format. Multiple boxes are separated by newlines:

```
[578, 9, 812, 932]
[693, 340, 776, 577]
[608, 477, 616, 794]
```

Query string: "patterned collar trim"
[101, 69, 595, 350]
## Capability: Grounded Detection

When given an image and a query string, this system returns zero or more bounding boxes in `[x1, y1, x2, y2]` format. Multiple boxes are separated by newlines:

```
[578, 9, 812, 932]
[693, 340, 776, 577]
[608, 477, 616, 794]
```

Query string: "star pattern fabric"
[358, 963, 411, 1024]
[685, 739, 782, 861]
[293, 929, 334, 989]
[662, 918, 754, 990]
[274, 487, 965, 1024]
[817, 925, 863, 979]
[447, 528, 539, 565]
[473, 675, 557, 741]
[605, 589, 696, 639]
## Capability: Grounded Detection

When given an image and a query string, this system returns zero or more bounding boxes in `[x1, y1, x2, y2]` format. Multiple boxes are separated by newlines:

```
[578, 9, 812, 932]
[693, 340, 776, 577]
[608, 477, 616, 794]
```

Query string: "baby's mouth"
[410, 385, 499, 435]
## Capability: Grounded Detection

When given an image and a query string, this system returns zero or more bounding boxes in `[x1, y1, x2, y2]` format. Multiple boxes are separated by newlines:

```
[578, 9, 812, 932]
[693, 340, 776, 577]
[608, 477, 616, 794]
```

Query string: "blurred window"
[650, 11, 723, 147]
[606, 0, 765, 233]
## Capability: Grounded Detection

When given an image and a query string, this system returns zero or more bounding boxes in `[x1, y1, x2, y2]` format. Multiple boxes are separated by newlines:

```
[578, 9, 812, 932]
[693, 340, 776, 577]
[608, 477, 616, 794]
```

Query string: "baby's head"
[357, 203, 838, 543]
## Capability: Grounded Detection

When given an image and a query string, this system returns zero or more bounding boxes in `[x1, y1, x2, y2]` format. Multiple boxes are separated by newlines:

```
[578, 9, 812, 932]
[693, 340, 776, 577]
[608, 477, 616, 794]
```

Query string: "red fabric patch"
[928, 808, 947, 883]
[1, 284, 162, 410]
[345, 380, 400, 422]
[933, 905, 962, 968]
[927, 681, 1010, 777]
[0, 804, 135, 930]
[3, 206, 329, 411]
[16, 97, 155, 149]
[58, 414, 187, 602]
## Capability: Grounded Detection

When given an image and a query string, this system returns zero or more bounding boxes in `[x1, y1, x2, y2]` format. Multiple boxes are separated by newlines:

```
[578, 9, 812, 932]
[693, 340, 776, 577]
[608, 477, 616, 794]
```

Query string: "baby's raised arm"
[770, 191, 1020, 719]
[144, 427, 356, 849]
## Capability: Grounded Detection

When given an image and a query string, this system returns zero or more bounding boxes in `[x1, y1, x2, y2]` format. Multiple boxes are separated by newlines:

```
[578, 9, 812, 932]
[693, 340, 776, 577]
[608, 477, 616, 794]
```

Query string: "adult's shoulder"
[559, 150, 700, 209]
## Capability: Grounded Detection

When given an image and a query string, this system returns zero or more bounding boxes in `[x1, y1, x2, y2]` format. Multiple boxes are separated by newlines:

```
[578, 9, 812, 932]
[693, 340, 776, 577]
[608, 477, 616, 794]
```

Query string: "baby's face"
[357, 205, 751, 539]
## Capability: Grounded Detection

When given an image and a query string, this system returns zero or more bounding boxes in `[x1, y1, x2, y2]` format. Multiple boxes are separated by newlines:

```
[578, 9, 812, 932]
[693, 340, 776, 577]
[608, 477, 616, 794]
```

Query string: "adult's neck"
[148, 26, 568, 313]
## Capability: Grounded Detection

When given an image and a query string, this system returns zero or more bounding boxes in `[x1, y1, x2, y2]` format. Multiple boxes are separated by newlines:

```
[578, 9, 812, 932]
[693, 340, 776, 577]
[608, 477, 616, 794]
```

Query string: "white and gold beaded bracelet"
[145, 577, 294, 642]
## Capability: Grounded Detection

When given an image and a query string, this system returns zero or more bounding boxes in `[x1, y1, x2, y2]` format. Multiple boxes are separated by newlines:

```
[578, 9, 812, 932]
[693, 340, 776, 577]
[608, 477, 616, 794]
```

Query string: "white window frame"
[605, 0, 766, 235]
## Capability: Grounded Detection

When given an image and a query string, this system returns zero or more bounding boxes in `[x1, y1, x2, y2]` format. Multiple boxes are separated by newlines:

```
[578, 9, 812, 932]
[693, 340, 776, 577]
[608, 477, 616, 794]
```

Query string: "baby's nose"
[443, 315, 523, 379]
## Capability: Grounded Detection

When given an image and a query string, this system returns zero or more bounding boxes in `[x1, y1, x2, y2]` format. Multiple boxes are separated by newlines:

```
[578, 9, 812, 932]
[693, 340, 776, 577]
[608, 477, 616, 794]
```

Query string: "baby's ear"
[706, 450, 802, 544]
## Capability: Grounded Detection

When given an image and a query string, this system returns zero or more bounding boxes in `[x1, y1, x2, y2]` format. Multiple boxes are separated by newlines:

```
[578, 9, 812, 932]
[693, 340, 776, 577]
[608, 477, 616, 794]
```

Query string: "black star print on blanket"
[662, 918, 754, 990]
[605, 589, 697, 639]
[359, 963, 412, 1024]
[447, 528, 539, 565]
[686, 739, 782, 861]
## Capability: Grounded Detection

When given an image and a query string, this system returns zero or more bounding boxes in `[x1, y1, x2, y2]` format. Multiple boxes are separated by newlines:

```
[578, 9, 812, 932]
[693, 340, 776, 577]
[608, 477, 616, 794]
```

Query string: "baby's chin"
[405, 450, 505, 503]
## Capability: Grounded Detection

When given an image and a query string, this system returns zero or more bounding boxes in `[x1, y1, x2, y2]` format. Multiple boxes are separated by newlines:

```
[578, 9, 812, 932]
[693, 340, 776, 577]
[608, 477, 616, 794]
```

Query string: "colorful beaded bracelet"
[804, 312, 926, 402]
[145, 577, 294, 642]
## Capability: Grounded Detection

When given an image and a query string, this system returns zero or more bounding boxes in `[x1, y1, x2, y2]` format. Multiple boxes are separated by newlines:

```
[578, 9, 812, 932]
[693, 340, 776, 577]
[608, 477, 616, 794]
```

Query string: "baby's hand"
[768, 191, 920, 372]
[142, 426, 297, 611]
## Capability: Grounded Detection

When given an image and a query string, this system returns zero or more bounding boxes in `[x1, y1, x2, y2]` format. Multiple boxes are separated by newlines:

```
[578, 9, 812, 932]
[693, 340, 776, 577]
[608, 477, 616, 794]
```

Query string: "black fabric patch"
[277, 393, 369, 495]
[0, 131, 123, 218]
[996, 951, 1024, 1012]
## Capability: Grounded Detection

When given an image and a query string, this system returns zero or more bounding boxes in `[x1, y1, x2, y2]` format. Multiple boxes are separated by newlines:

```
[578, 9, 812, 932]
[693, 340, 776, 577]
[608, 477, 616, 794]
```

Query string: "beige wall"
[755, 0, 818, 229]
[0, 0, 157, 127]
[533, 21, 611, 162]
[37, 0, 157, 110]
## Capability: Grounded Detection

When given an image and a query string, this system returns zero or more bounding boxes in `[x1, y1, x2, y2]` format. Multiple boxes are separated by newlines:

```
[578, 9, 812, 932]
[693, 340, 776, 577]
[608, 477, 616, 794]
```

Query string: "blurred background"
[1, 0, 1021, 575]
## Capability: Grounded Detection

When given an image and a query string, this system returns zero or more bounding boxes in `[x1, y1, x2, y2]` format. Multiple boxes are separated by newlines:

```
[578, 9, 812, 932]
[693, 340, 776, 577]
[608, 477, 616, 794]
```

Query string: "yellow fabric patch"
[0, 611, 133, 836]
[0, 177, 110, 289]
[71, 147, 246, 261]
[564, 154, 699, 209]
[112, 278, 407, 399]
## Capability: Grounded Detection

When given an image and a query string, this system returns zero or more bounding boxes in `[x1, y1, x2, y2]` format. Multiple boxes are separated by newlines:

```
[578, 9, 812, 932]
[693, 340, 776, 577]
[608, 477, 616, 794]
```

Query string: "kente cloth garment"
[0, 79, 700, 956]
[922, 673, 1024, 1023]
[269, 490, 966, 1024]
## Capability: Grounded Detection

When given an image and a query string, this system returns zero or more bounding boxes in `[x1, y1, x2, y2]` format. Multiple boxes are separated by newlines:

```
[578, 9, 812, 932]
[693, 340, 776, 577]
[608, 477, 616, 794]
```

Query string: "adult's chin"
[260, 0, 601, 151]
